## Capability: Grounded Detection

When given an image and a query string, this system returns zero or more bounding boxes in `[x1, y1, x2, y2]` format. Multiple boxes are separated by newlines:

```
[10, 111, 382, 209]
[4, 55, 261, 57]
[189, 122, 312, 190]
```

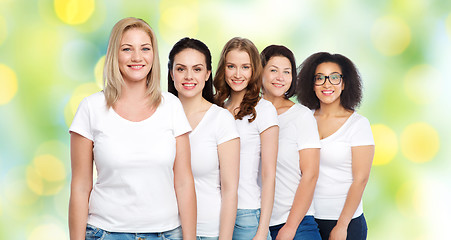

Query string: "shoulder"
[81, 91, 106, 109]
[256, 98, 277, 114]
[350, 112, 371, 126]
[211, 104, 235, 121]
[161, 91, 178, 103]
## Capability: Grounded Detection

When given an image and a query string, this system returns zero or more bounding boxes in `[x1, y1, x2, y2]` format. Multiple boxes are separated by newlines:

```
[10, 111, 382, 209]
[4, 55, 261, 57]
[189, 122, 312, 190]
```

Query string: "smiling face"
[118, 28, 153, 84]
[314, 62, 344, 106]
[224, 50, 252, 93]
[262, 56, 292, 99]
[171, 48, 210, 99]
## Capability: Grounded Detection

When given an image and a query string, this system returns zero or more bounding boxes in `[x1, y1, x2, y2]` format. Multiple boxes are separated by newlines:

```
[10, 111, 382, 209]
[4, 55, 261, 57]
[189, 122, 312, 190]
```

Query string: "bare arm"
[173, 133, 196, 240]
[329, 145, 374, 240]
[68, 132, 93, 240]
[218, 138, 240, 240]
[275, 148, 320, 240]
[254, 125, 279, 240]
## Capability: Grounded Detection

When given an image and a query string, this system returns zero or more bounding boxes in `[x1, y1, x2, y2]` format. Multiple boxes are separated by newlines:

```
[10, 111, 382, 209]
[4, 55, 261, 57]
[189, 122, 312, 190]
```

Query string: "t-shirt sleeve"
[296, 111, 321, 150]
[216, 109, 239, 145]
[350, 115, 375, 147]
[257, 101, 279, 134]
[171, 95, 192, 137]
[69, 97, 94, 141]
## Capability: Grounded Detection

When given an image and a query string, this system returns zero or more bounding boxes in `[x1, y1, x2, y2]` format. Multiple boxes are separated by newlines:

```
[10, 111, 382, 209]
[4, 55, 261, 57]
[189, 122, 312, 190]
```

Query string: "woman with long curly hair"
[214, 37, 279, 240]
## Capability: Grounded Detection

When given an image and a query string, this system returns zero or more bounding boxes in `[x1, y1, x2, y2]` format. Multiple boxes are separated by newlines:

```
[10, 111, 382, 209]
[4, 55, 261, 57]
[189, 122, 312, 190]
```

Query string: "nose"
[131, 50, 142, 62]
[323, 76, 332, 87]
[276, 72, 284, 81]
[184, 69, 193, 80]
[233, 68, 241, 78]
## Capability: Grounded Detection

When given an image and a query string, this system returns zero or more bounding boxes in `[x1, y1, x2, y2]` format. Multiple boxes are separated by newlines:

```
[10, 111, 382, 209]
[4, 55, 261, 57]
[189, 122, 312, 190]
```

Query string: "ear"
[170, 71, 174, 81]
[341, 80, 345, 90]
[206, 70, 211, 81]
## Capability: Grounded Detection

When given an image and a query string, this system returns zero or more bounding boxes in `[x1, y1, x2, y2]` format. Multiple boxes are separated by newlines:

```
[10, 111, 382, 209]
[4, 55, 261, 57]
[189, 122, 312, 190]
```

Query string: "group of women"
[69, 17, 375, 240]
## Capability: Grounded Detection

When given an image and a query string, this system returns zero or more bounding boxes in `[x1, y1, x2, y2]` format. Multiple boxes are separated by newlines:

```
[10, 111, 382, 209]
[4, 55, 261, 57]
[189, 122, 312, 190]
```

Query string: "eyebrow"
[226, 62, 251, 65]
[175, 63, 205, 67]
[270, 65, 291, 70]
[120, 43, 152, 47]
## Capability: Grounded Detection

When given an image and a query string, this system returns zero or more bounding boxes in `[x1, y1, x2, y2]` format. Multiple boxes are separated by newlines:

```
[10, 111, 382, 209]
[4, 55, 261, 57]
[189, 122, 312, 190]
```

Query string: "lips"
[182, 83, 196, 89]
[272, 83, 284, 88]
[128, 65, 145, 70]
[322, 90, 334, 96]
[231, 79, 244, 84]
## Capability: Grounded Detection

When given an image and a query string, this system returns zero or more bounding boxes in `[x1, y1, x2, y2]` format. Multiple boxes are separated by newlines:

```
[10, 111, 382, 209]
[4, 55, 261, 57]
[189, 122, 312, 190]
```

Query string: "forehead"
[226, 50, 250, 63]
[174, 48, 206, 64]
[315, 62, 341, 74]
[267, 56, 291, 68]
[121, 28, 152, 43]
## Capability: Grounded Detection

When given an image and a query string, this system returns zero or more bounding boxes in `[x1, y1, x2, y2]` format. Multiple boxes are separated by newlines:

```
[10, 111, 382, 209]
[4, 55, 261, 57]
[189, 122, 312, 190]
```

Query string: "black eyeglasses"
[314, 73, 343, 86]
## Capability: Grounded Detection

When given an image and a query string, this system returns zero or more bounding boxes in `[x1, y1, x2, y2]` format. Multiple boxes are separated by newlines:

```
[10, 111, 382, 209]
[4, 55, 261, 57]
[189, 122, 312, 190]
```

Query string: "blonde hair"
[103, 17, 161, 108]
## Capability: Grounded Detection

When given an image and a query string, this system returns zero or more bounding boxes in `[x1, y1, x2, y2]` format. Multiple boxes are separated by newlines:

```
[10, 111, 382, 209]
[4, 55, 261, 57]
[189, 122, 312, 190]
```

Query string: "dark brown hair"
[296, 52, 362, 110]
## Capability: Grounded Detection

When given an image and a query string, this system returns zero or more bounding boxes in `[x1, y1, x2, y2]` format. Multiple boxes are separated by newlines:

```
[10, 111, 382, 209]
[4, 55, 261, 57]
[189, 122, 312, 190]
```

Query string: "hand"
[275, 225, 296, 240]
[329, 225, 347, 240]
[252, 231, 269, 240]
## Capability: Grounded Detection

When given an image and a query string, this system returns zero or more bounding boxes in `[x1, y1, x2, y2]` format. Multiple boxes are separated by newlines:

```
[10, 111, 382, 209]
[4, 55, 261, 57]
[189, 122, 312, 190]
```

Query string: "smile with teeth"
[129, 65, 145, 70]
[272, 83, 284, 88]
[322, 90, 334, 95]
[182, 83, 197, 89]
[231, 79, 244, 84]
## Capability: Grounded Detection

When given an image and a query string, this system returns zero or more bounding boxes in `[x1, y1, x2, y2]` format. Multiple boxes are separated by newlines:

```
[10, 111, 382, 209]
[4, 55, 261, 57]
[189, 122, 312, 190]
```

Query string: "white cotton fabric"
[69, 91, 192, 233]
[235, 98, 279, 209]
[313, 112, 374, 220]
[270, 103, 321, 226]
[190, 104, 239, 237]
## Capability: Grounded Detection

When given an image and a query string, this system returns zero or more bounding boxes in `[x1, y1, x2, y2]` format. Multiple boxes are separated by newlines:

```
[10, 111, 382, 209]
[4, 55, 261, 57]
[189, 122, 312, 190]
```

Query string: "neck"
[227, 89, 247, 109]
[179, 94, 206, 115]
[120, 80, 148, 102]
[263, 93, 286, 110]
[317, 100, 348, 117]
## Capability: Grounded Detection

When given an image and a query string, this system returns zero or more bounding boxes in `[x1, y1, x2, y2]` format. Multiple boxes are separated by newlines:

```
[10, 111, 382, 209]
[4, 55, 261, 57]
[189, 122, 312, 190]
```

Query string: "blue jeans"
[269, 215, 321, 240]
[85, 224, 183, 240]
[233, 209, 271, 240]
[315, 214, 367, 240]
[197, 237, 218, 240]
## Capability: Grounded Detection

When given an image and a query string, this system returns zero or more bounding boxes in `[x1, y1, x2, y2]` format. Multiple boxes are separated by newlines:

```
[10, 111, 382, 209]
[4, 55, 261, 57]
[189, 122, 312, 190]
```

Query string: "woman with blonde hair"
[69, 17, 196, 240]
[214, 37, 279, 240]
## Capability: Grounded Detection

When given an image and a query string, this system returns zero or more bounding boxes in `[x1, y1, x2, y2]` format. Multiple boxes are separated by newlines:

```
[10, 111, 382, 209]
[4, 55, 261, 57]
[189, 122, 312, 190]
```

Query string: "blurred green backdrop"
[1, 0, 450, 239]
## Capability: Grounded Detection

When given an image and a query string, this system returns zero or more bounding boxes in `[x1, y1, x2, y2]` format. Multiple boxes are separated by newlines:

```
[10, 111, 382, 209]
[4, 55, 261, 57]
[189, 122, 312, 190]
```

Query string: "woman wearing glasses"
[297, 52, 374, 240]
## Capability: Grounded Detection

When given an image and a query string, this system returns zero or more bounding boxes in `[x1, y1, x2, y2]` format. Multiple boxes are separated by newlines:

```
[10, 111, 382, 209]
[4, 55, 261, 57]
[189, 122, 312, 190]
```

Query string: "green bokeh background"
[1, 0, 450, 239]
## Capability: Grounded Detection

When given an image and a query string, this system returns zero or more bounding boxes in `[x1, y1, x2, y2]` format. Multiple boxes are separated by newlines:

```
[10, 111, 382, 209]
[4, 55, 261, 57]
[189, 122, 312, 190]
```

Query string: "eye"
[330, 74, 341, 80]
[284, 71, 290, 74]
[176, 67, 184, 72]
[122, 48, 131, 52]
[315, 75, 325, 81]
[243, 65, 250, 70]
[227, 65, 235, 69]
[270, 69, 277, 73]
[142, 47, 151, 51]
[194, 68, 202, 72]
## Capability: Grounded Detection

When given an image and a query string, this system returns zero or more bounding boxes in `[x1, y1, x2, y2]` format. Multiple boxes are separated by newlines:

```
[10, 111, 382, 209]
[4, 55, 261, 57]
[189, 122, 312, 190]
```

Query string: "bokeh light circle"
[404, 64, 441, 105]
[159, 0, 199, 43]
[401, 122, 439, 163]
[26, 154, 66, 195]
[61, 39, 101, 81]
[0, 15, 6, 45]
[28, 223, 67, 240]
[95, 55, 105, 89]
[371, 124, 398, 166]
[3, 166, 39, 207]
[54, 0, 95, 25]
[0, 64, 18, 105]
[64, 82, 101, 127]
[396, 180, 426, 218]
[371, 16, 411, 56]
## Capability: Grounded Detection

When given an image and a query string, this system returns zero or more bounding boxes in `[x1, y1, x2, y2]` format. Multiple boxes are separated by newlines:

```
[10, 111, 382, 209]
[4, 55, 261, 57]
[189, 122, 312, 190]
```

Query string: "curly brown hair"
[213, 37, 262, 122]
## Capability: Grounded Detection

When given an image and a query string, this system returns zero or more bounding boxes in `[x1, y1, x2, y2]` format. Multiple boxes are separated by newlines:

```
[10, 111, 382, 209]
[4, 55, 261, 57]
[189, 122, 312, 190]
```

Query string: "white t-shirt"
[270, 103, 321, 226]
[313, 112, 374, 220]
[235, 98, 278, 209]
[69, 91, 192, 232]
[190, 104, 239, 237]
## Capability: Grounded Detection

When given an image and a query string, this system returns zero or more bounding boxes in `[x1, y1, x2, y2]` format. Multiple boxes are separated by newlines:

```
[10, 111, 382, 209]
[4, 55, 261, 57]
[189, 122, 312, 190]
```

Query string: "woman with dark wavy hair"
[168, 37, 240, 240]
[297, 52, 375, 240]
[214, 37, 279, 240]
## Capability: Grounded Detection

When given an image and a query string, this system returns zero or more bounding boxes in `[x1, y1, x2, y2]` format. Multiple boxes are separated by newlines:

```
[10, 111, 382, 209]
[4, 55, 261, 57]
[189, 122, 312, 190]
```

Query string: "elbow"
[353, 176, 369, 187]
